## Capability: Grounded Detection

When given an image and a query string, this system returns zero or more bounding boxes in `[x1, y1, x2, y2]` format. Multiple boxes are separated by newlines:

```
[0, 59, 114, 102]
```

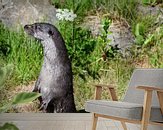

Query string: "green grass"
[95, 0, 138, 22]
[52, 0, 93, 20]
[0, 24, 43, 86]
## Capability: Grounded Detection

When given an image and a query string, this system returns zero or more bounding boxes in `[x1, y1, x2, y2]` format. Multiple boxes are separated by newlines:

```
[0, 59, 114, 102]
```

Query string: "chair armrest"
[137, 86, 163, 92]
[137, 86, 163, 116]
[93, 84, 118, 101]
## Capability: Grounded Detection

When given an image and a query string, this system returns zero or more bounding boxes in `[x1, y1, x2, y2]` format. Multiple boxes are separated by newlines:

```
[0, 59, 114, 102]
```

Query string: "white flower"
[56, 13, 64, 21]
[63, 9, 69, 13]
[56, 8, 77, 22]
[56, 9, 62, 13]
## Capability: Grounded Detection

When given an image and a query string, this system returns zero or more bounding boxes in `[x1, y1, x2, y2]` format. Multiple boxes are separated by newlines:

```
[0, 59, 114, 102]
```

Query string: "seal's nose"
[24, 25, 28, 29]
[24, 25, 32, 30]
[24, 24, 34, 36]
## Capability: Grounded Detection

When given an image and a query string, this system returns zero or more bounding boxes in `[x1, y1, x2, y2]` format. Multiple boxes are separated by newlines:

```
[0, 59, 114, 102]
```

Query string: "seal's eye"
[48, 30, 53, 35]
[36, 25, 42, 31]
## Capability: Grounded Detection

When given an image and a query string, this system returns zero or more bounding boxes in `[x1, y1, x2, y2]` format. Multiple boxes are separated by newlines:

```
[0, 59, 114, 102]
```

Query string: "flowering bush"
[56, 9, 77, 21]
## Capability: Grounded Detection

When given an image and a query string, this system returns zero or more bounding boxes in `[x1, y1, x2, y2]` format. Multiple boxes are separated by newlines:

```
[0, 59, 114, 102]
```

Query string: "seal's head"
[24, 23, 56, 41]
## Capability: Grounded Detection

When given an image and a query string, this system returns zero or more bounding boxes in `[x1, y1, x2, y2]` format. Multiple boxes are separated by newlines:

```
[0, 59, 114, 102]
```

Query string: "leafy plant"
[58, 17, 116, 79]
[0, 92, 41, 112]
[58, 21, 99, 79]
[134, 23, 145, 45]
[97, 17, 119, 59]
[0, 123, 19, 130]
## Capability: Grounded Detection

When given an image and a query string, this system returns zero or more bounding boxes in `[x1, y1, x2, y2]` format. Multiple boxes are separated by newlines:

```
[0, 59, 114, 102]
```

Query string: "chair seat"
[85, 100, 163, 122]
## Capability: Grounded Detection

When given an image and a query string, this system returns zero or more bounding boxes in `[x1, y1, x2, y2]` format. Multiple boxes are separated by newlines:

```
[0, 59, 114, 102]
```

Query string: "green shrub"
[58, 21, 101, 79]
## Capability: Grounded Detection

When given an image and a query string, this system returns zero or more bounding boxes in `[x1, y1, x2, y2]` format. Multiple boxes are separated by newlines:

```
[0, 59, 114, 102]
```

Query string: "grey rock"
[137, 4, 163, 16]
[83, 16, 135, 56]
[137, 4, 163, 25]
[107, 20, 134, 55]
[82, 16, 102, 36]
[0, 0, 57, 29]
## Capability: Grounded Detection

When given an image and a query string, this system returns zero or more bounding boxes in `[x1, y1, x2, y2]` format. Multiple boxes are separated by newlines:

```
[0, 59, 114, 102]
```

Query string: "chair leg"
[141, 90, 152, 130]
[121, 121, 127, 130]
[92, 113, 98, 130]
[141, 124, 148, 130]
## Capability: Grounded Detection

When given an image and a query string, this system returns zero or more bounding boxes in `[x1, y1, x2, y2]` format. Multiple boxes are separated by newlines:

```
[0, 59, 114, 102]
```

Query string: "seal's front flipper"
[32, 78, 41, 92]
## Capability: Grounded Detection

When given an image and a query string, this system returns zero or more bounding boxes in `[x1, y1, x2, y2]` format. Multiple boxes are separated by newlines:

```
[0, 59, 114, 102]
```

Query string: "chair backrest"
[123, 69, 163, 107]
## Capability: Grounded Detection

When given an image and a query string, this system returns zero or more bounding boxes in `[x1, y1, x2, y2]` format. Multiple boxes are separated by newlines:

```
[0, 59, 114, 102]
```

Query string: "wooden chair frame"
[91, 84, 163, 130]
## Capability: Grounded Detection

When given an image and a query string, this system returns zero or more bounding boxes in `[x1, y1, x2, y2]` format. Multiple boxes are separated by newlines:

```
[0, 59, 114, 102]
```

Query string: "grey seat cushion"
[85, 100, 163, 122]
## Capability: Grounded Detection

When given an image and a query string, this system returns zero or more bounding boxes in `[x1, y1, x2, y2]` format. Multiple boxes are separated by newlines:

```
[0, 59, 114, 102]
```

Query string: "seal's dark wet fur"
[24, 23, 76, 113]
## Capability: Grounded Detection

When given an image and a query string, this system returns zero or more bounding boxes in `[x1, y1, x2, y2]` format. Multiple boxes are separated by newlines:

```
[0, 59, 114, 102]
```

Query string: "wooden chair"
[85, 69, 163, 130]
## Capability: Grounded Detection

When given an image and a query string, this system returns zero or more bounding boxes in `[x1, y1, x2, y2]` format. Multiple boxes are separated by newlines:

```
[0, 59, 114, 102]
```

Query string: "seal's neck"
[42, 37, 58, 62]
[41, 35, 68, 64]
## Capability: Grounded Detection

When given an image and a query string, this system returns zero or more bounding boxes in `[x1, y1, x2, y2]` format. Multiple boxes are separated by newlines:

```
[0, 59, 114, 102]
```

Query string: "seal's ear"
[48, 30, 54, 35]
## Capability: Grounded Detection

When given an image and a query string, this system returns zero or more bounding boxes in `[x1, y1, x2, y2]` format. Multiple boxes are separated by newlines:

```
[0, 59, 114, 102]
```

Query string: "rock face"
[107, 20, 134, 55]
[0, 0, 57, 29]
